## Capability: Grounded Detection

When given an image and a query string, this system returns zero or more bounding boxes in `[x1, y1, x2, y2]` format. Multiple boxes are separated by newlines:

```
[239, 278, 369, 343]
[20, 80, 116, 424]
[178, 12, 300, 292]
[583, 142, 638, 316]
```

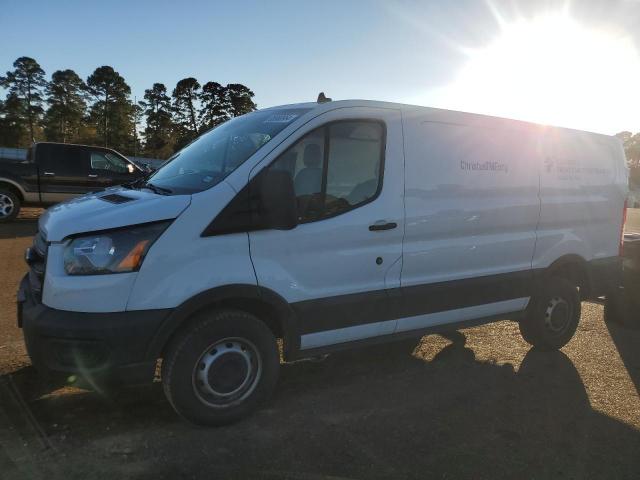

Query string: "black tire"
[162, 309, 279, 426]
[519, 277, 581, 351]
[0, 187, 20, 222]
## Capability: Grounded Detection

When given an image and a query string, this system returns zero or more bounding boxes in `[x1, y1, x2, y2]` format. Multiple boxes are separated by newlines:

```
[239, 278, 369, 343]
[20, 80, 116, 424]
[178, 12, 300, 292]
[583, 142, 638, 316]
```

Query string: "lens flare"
[426, 13, 640, 134]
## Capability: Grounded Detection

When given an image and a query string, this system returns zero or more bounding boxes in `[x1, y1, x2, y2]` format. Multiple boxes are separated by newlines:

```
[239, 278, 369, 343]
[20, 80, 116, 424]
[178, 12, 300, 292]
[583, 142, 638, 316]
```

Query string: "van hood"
[39, 187, 191, 241]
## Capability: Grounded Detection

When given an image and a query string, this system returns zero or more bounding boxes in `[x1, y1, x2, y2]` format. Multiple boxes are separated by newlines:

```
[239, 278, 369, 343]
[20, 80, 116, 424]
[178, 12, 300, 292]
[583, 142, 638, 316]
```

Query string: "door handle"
[88, 174, 98, 178]
[43, 171, 55, 176]
[369, 221, 397, 231]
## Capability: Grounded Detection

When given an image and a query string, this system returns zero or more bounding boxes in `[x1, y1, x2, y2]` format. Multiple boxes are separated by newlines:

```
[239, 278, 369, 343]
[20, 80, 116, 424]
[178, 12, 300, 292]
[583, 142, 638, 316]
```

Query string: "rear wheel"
[162, 309, 280, 426]
[519, 277, 581, 350]
[0, 188, 20, 222]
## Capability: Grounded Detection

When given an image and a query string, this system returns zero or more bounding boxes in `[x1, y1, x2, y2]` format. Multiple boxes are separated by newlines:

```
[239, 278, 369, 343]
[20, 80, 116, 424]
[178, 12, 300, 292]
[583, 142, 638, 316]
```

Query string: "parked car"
[18, 99, 628, 425]
[0, 142, 147, 221]
[604, 232, 640, 328]
[627, 188, 640, 208]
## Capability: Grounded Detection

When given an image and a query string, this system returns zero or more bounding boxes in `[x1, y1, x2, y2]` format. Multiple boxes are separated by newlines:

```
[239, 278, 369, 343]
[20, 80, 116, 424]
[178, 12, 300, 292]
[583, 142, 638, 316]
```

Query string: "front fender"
[145, 284, 300, 361]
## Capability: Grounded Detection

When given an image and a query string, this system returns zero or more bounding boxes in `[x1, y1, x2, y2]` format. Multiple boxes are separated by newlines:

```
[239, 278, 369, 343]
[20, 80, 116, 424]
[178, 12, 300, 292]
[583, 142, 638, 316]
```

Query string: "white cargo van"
[18, 100, 628, 425]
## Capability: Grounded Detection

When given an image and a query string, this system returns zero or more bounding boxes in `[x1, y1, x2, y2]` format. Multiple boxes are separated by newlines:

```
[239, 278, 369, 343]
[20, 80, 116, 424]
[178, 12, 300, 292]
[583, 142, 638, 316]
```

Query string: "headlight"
[63, 221, 170, 275]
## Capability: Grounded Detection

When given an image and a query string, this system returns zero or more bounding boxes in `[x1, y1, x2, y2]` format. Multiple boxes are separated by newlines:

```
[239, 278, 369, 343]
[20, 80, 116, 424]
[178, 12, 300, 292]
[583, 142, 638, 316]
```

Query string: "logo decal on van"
[544, 156, 609, 180]
[460, 160, 508, 174]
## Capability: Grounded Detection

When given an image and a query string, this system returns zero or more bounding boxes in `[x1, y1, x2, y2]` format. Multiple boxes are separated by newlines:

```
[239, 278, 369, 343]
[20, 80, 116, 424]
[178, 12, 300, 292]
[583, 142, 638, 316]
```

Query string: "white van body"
[19, 100, 627, 423]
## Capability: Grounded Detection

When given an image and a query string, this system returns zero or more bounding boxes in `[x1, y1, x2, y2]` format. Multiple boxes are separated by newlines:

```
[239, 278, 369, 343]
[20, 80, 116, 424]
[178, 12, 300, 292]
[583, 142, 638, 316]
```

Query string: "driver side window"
[269, 120, 385, 223]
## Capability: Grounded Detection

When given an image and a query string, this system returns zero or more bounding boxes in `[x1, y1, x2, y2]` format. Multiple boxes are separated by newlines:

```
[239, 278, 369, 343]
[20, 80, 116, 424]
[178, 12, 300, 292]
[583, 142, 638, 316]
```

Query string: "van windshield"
[147, 108, 310, 194]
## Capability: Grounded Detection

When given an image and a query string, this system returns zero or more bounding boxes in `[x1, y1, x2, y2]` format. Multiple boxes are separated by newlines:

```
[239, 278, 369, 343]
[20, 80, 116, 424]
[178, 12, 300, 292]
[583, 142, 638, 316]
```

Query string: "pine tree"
[172, 77, 200, 149]
[226, 83, 256, 117]
[132, 101, 144, 157]
[199, 81, 230, 131]
[0, 56, 47, 143]
[0, 93, 29, 147]
[43, 69, 87, 143]
[140, 83, 175, 158]
[86, 66, 134, 152]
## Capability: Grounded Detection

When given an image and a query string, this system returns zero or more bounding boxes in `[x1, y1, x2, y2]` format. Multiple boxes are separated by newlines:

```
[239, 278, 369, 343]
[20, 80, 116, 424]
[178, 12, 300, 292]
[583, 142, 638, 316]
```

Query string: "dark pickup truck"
[0, 142, 147, 221]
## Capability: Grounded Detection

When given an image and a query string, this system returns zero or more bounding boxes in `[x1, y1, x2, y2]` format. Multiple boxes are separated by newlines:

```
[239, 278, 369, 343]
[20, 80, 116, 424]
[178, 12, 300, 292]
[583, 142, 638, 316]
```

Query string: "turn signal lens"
[117, 240, 149, 271]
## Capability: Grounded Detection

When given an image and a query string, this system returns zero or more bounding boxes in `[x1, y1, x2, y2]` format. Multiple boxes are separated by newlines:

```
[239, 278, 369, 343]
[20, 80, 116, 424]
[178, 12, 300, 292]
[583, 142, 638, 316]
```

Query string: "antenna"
[317, 92, 332, 103]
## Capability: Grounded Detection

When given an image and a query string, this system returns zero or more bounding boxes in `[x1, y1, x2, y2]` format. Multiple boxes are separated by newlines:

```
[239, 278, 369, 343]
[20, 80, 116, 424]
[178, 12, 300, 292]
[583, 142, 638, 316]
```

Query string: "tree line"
[0, 56, 257, 159]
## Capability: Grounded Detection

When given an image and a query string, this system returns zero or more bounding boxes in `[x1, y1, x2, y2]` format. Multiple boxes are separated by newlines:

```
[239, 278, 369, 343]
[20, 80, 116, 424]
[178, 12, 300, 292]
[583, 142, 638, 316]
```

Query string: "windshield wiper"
[124, 176, 147, 190]
[143, 182, 173, 195]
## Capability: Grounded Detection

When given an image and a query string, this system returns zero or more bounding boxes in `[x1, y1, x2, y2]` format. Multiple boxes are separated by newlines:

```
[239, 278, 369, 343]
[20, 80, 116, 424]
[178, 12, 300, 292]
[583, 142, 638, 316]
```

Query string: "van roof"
[266, 99, 617, 140]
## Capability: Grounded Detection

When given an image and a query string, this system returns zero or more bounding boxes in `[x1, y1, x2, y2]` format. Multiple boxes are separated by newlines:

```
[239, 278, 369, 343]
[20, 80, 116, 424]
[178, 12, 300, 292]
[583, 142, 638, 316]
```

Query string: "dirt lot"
[0, 209, 639, 479]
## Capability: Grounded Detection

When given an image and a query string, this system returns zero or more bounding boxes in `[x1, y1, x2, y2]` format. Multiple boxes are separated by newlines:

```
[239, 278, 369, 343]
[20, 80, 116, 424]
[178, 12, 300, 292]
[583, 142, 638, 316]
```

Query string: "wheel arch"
[543, 254, 592, 299]
[147, 284, 299, 362]
[0, 178, 25, 202]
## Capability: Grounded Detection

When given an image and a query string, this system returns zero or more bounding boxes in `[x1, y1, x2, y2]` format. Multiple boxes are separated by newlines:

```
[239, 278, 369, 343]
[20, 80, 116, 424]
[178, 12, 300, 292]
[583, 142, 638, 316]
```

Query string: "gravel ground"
[0, 208, 638, 479]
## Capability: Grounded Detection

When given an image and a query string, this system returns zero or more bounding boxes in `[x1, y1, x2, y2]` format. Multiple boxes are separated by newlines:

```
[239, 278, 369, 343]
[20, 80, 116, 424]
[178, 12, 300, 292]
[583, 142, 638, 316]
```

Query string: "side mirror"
[259, 170, 298, 230]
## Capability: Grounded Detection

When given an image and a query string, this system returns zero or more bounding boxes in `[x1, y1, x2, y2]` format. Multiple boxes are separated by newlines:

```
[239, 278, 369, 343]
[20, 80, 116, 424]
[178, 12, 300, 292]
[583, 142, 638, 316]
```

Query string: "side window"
[90, 151, 132, 174]
[325, 122, 384, 215]
[268, 120, 384, 222]
[270, 127, 325, 222]
[106, 153, 131, 173]
[90, 152, 108, 171]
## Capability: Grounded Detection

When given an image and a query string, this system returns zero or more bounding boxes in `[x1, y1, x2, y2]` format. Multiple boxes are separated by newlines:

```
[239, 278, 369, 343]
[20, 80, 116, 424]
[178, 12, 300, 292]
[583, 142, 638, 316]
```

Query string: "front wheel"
[519, 277, 581, 351]
[162, 309, 280, 426]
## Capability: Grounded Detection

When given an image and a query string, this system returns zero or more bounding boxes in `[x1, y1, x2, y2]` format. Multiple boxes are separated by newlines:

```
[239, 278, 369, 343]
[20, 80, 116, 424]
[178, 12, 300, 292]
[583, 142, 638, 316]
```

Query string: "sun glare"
[433, 13, 640, 134]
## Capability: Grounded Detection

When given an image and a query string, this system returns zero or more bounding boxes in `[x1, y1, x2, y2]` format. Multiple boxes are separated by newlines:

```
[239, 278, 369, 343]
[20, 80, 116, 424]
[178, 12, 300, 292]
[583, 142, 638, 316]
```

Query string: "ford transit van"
[18, 100, 628, 425]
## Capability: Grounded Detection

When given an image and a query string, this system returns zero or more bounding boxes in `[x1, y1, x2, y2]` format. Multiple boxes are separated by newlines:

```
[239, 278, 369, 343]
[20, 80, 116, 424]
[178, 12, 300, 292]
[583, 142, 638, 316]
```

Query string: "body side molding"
[300, 297, 529, 350]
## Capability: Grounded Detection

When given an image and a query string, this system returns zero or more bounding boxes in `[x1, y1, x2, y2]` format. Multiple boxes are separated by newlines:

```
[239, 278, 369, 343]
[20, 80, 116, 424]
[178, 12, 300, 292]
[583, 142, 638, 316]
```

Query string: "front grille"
[26, 231, 48, 298]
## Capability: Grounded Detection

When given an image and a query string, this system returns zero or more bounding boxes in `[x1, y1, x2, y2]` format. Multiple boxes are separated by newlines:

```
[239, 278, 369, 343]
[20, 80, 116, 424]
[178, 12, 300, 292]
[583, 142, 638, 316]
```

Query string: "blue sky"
[2, 0, 640, 133]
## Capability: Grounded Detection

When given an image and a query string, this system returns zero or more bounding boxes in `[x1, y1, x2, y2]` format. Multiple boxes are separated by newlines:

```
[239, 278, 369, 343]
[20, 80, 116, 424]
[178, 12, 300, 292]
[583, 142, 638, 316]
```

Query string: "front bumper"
[18, 274, 172, 385]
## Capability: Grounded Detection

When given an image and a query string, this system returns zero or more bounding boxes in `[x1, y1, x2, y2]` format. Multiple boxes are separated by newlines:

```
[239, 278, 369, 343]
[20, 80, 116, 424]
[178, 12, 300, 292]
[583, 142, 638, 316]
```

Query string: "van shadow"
[265, 335, 639, 479]
[7, 332, 640, 479]
[606, 319, 640, 395]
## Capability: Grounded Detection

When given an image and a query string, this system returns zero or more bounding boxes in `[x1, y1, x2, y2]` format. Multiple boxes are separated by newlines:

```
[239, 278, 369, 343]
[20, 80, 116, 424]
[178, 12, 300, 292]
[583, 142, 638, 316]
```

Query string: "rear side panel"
[533, 130, 628, 268]
[401, 111, 541, 288]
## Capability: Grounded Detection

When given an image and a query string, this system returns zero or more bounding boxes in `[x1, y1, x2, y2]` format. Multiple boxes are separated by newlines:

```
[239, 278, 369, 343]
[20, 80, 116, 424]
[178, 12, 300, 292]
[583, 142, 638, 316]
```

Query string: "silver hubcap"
[192, 337, 262, 408]
[544, 297, 571, 334]
[0, 194, 14, 218]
